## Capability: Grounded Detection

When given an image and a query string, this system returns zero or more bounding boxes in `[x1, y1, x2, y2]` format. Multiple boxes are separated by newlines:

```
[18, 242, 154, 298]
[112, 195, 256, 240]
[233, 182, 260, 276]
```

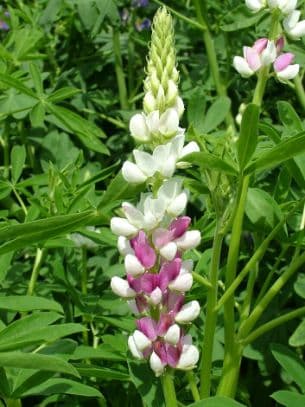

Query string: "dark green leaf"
[11, 145, 26, 184]
[271, 391, 305, 407]
[183, 152, 238, 175]
[202, 97, 231, 133]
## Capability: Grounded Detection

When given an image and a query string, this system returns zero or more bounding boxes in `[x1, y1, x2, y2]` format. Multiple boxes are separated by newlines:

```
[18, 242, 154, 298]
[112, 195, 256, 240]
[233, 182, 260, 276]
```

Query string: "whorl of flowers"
[110, 7, 201, 377]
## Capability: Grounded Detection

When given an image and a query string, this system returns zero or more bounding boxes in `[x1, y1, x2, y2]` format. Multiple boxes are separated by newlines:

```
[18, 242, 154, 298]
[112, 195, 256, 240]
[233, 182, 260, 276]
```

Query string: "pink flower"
[274, 52, 299, 80]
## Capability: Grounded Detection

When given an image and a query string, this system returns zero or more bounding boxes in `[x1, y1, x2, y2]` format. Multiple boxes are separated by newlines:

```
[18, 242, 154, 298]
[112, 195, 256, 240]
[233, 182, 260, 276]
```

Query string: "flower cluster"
[110, 7, 201, 376]
[233, 37, 299, 81]
[246, 0, 305, 39]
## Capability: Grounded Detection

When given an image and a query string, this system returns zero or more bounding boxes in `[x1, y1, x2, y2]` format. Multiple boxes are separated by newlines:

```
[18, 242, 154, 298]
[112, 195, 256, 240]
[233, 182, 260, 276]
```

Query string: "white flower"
[128, 335, 144, 359]
[150, 351, 165, 376]
[175, 230, 201, 250]
[164, 324, 180, 345]
[284, 10, 305, 39]
[276, 64, 299, 80]
[267, 0, 297, 14]
[149, 287, 163, 305]
[129, 113, 151, 142]
[122, 161, 147, 184]
[246, 0, 266, 12]
[160, 242, 177, 260]
[110, 217, 138, 237]
[117, 236, 133, 256]
[133, 330, 152, 351]
[233, 56, 255, 78]
[260, 41, 277, 65]
[124, 254, 145, 276]
[111, 277, 136, 298]
[176, 344, 199, 370]
[169, 272, 193, 292]
[175, 300, 200, 323]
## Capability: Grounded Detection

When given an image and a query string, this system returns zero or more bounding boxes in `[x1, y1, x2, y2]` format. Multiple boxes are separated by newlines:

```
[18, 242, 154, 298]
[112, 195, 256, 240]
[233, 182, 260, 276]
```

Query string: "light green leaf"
[76, 364, 130, 381]
[245, 131, 305, 174]
[220, 5, 265, 31]
[47, 87, 81, 103]
[289, 319, 305, 347]
[0, 352, 78, 377]
[188, 396, 246, 406]
[11, 145, 26, 184]
[277, 101, 303, 133]
[0, 73, 37, 98]
[29, 63, 43, 95]
[0, 296, 63, 313]
[271, 343, 305, 391]
[183, 152, 238, 175]
[71, 345, 125, 361]
[202, 97, 231, 133]
[271, 391, 305, 407]
[30, 102, 45, 127]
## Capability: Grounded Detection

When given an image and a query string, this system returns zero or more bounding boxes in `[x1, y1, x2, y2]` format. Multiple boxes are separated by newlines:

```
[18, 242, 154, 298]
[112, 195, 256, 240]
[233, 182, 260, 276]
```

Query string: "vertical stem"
[252, 66, 269, 107]
[193, 0, 235, 131]
[161, 371, 178, 407]
[199, 226, 224, 398]
[186, 371, 200, 402]
[27, 248, 44, 296]
[1, 122, 10, 179]
[293, 75, 305, 111]
[5, 400, 22, 407]
[81, 248, 89, 345]
[113, 28, 129, 110]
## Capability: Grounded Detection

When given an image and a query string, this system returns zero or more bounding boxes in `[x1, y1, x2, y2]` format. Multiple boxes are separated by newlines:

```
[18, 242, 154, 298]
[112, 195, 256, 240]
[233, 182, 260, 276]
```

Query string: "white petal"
[280, 0, 297, 14]
[110, 217, 138, 236]
[133, 330, 152, 351]
[169, 273, 193, 292]
[159, 108, 179, 136]
[166, 80, 178, 103]
[117, 236, 133, 256]
[267, 0, 279, 7]
[170, 134, 185, 159]
[175, 300, 200, 323]
[287, 21, 305, 39]
[153, 144, 176, 177]
[180, 142, 200, 158]
[261, 41, 277, 65]
[122, 161, 147, 184]
[111, 276, 136, 298]
[122, 202, 145, 229]
[245, 0, 265, 12]
[167, 192, 188, 217]
[133, 150, 157, 177]
[146, 111, 160, 134]
[160, 242, 178, 260]
[175, 96, 185, 117]
[176, 345, 199, 370]
[129, 113, 150, 142]
[149, 287, 163, 305]
[175, 230, 201, 250]
[125, 254, 145, 276]
[143, 91, 157, 113]
[233, 56, 254, 78]
[158, 178, 183, 202]
[150, 351, 165, 377]
[128, 335, 144, 359]
[284, 10, 301, 30]
[164, 324, 180, 345]
[276, 64, 299, 80]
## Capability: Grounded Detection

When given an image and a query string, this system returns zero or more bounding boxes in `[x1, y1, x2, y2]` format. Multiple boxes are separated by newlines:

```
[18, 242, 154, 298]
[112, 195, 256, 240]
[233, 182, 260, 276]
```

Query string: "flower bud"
[111, 217, 138, 237]
[233, 56, 255, 78]
[164, 324, 180, 345]
[149, 287, 163, 305]
[246, 0, 266, 12]
[143, 91, 157, 113]
[160, 242, 177, 260]
[117, 236, 133, 256]
[167, 192, 188, 216]
[169, 273, 193, 292]
[129, 113, 151, 142]
[111, 276, 136, 298]
[175, 300, 200, 323]
[150, 351, 165, 376]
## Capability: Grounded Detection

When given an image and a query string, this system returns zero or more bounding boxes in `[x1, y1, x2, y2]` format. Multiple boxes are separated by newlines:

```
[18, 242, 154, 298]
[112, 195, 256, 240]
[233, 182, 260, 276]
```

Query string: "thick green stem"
[199, 227, 224, 398]
[217, 176, 248, 397]
[6, 400, 22, 407]
[27, 248, 44, 296]
[252, 66, 269, 107]
[81, 248, 89, 346]
[238, 252, 305, 340]
[112, 28, 129, 110]
[242, 306, 305, 346]
[293, 75, 305, 111]
[161, 371, 178, 407]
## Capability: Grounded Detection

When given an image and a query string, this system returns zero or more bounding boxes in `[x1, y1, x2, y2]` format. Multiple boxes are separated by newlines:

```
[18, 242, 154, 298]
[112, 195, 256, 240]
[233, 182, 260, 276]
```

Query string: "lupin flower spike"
[110, 6, 201, 377]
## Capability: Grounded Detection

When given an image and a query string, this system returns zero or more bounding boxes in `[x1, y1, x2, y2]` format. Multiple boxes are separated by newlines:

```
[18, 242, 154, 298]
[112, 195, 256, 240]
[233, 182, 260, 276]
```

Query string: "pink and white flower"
[274, 52, 299, 80]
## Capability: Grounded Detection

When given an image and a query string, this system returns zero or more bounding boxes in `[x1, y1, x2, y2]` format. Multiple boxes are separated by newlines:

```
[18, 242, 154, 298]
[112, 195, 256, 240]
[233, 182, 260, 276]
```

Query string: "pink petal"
[153, 341, 168, 364]
[244, 47, 261, 71]
[128, 273, 158, 294]
[276, 37, 285, 53]
[137, 317, 158, 340]
[253, 38, 268, 54]
[153, 228, 172, 248]
[157, 313, 174, 336]
[169, 216, 191, 239]
[164, 291, 185, 314]
[274, 53, 295, 72]
[166, 344, 180, 367]
[159, 259, 182, 292]
[135, 295, 148, 313]
[127, 275, 141, 293]
[130, 231, 156, 269]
